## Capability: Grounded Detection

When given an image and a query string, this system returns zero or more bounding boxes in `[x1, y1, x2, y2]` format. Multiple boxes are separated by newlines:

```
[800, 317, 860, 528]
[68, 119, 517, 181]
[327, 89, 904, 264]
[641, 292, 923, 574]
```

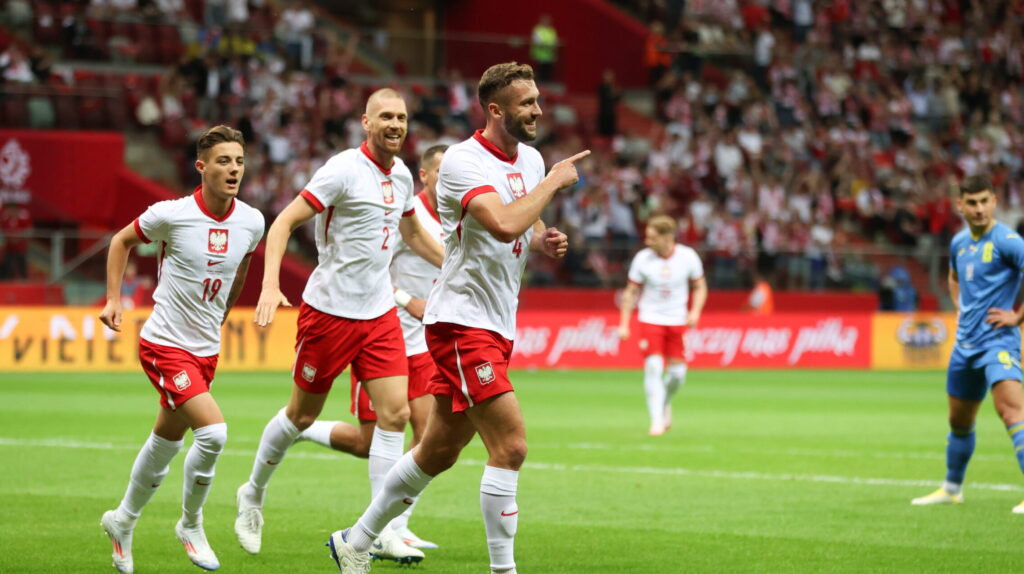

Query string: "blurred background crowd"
[3, 0, 1022, 311]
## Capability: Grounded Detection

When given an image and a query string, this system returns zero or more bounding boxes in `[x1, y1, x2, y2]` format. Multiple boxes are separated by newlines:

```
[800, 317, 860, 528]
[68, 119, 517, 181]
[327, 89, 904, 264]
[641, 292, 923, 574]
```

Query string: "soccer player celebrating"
[913, 174, 1024, 512]
[618, 214, 707, 436]
[325, 62, 588, 574]
[296, 145, 448, 550]
[99, 125, 265, 573]
[234, 89, 442, 563]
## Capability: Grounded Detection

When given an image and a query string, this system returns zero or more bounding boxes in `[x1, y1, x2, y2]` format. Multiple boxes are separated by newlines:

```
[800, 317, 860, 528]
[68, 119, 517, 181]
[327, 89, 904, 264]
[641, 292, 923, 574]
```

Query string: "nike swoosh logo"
[151, 483, 161, 488]
[372, 540, 384, 550]
[207, 260, 224, 266]
[384, 210, 394, 216]
[402, 497, 414, 505]
[500, 510, 518, 517]
[266, 460, 279, 465]
[195, 480, 211, 486]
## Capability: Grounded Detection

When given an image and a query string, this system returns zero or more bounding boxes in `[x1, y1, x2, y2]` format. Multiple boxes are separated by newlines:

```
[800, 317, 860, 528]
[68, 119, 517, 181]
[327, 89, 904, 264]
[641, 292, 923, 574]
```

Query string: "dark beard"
[504, 112, 535, 143]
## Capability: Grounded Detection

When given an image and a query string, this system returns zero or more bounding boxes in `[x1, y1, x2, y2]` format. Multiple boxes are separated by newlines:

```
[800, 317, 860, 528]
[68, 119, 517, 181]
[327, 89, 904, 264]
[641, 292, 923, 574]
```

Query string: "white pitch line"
[3, 436, 1023, 493]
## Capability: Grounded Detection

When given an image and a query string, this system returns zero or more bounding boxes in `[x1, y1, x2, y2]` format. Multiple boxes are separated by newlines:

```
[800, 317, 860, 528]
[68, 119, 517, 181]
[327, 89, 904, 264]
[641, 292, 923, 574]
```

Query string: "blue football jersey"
[949, 221, 1024, 351]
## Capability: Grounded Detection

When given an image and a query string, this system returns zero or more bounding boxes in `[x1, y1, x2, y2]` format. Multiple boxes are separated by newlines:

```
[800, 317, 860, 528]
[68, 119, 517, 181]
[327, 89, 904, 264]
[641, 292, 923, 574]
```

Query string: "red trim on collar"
[418, 192, 441, 224]
[193, 186, 235, 222]
[472, 130, 517, 164]
[360, 141, 393, 175]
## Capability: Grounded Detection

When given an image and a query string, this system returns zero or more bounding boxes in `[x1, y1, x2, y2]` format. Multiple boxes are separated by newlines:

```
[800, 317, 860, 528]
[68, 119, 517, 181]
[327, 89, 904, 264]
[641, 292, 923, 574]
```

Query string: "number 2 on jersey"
[381, 226, 392, 250]
[202, 278, 222, 301]
[512, 237, 523, 258]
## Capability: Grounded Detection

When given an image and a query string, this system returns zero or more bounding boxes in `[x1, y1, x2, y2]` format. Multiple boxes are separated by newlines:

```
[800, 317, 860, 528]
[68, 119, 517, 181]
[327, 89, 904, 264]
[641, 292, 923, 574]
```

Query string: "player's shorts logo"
[638, 338, 649, 351]
[173, 370, 192, 391]
[301, 363, 317, 382]
[507, 173, 526, 199]
[208, 229, 228, 254]
[381, 180, 395, 205]
[475, 362, 496, 385]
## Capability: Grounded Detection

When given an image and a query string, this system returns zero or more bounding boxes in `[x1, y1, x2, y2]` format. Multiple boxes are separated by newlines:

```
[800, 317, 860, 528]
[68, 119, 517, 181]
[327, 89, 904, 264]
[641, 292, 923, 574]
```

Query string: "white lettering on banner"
[685, 328, 745, 365]
[740, 328, 791, 358]
[546, 318, 620, 364]
[789, 318, 859, 363]
[513, 326, 551, 357]
[50, 315, 76, 340]
[0, 315, 19, 338]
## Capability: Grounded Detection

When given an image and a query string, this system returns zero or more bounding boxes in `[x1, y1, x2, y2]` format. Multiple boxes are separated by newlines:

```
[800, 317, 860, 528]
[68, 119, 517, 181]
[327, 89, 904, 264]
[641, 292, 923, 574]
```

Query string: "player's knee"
[375, 404, 411, 429]
[194, 422, 227, 454]
[290, 411, 318, 431]
[493, 438, 527, 470]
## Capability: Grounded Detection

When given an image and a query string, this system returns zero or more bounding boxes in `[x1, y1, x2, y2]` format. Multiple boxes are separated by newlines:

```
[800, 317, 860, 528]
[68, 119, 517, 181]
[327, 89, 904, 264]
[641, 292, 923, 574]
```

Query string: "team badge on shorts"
[381, 180, 395, 205]
[475, 362, 496, 385]
[507, 173, 526, 199]
[173, 370, 192, 391]
[301, 363, 317, 382]
[638, 338, 649, 351]
[208, 229, 228, 254]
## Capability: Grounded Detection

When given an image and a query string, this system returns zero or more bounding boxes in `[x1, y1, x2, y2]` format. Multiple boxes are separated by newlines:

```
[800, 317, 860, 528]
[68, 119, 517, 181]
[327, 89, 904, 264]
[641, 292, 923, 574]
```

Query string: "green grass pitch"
[2, 369, 1023, 573]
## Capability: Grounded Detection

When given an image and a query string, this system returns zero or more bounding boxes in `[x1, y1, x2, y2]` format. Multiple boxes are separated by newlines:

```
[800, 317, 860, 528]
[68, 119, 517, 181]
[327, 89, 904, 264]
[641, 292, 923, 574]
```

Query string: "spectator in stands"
[0, 201, 31, 280]
[597, 68, 620, 139]
[0, 44, 35, 83]
[744, 268, 774, 315]
[530, 14, 559, 83]
[878, 264, 917, 312]
[278, 0, 315, 70]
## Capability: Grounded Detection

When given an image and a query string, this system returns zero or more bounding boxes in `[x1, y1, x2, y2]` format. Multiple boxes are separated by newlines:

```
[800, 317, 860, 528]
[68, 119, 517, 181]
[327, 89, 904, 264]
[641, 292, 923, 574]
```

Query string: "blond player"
[99, 126, 265, 573]
[233, 89, 442, 563]
[618, 214, 707, 435]
[326, 62, 588, 574]
[296, 145, 448, 550]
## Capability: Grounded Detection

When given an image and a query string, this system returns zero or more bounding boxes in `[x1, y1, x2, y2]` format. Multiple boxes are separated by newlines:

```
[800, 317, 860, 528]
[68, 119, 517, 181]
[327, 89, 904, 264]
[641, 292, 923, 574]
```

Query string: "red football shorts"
[350, 351, 435, 422]
[139, 338, 218, 410]
[637, 322, 686, 359]
[292, 303, 407, 394]
[425, 322, 514, 413]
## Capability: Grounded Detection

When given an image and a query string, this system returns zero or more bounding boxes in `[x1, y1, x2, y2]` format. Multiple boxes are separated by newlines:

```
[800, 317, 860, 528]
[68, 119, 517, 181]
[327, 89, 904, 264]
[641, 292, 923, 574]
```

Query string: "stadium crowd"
[6, 0, 1024, 295]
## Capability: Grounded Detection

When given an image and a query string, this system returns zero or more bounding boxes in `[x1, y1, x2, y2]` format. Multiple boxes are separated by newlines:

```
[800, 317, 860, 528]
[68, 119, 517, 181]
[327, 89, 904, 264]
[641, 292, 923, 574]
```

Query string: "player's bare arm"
[254, 195, 317, 327]
[528, 220, 568, 258]
[688, 276, 708, 327]
[468, 150, 590, 243]
[222, 253, 253, 325]
[399, 215, 444, 268]
[99, 223, 145, 332]
[618, 282, 640, 340]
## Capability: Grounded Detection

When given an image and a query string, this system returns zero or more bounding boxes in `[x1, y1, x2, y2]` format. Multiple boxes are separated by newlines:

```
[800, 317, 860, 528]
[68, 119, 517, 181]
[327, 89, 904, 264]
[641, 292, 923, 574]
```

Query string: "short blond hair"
[647, 214, 677, 236]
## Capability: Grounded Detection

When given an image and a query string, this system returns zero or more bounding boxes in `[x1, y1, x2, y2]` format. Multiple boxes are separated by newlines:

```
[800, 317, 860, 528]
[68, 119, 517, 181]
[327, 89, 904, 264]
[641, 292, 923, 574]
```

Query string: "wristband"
[394, 288, 413, 308]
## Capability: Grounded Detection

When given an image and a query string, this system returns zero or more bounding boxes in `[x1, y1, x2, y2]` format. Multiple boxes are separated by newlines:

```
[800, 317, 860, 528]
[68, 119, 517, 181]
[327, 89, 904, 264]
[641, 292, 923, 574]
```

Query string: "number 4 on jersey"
[512, 237, 523, 258]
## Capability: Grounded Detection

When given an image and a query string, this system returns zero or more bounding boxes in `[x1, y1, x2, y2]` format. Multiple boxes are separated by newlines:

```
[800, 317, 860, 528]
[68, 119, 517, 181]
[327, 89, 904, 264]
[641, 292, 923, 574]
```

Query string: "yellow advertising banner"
[870, 312, 958, 369]
[0, 306, 298, 371]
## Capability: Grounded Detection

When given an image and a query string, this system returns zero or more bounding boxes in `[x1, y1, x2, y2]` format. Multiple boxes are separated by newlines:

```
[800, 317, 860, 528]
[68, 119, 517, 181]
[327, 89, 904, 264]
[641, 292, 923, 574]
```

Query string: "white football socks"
[350, 451, 433, 551]
[644, 355, 666, 428]
[245, 409, 299, 506]
[298, 420, 336, 448]
[181, 423, 227, 526]
[481, 465, 519, 573]
[368, 427, 405, 498]
[116, 432, 184, 525]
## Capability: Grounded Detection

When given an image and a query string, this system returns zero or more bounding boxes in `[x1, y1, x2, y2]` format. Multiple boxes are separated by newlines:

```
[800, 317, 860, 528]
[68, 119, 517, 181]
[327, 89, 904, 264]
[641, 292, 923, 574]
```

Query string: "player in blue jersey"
[912, 174, 1024, 513]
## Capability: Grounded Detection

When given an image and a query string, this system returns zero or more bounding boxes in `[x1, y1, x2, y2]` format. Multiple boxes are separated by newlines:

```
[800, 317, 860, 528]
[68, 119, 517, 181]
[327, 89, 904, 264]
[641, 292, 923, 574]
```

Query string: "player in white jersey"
[326, 62, 589, 574]
[618, 214, 707, 436]
[234, 89, 443, 563]
[98, 126, 264, 574]
[294, 145, 448, 551]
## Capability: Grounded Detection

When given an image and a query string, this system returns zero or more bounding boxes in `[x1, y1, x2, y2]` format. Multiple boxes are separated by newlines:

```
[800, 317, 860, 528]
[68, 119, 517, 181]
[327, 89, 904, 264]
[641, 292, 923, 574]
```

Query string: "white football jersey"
[423, 131, 545, 340]
[299, 142, 415, 319]
[627, 244, 704, 326]
[391, 193, 444, 355]
[136, 188, 265, 356]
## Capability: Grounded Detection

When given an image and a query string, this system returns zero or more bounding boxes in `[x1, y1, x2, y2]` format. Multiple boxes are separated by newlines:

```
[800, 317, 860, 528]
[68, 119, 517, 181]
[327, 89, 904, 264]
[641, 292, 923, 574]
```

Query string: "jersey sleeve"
[135, 200, 173, 244]
[248, 210, 266, 253]
[1000, 232, 1024, 270]
[401, 172, 416, 217]
[687, 249, 705, 280]
[626, 253, 645, 285]
[301, 156, 353, 212]
[441, 150, 496, 209]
